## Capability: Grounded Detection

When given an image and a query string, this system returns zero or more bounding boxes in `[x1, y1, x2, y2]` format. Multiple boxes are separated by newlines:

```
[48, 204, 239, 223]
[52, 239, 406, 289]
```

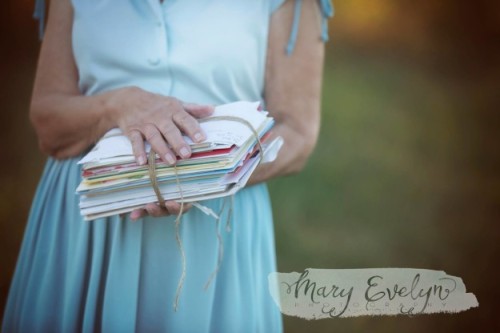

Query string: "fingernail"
[137, 156, 146, 166]
[130, 211, 139, 220]
[194, 132, 204, 142]
[180, 147, 190, 158]
[165, 153, 176, 165]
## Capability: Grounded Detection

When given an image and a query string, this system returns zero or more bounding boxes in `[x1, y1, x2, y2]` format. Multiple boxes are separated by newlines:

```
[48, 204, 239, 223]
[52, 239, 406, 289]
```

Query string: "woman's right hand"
[106, 86, 214, 166]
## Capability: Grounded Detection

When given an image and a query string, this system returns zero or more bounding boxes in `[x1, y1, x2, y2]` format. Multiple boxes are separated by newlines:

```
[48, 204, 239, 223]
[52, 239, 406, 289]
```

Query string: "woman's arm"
[30, 0, 213, 163]
[30, 0, 111, 159]
[31, 0, 214, 218]
[248, 0, 325, 184]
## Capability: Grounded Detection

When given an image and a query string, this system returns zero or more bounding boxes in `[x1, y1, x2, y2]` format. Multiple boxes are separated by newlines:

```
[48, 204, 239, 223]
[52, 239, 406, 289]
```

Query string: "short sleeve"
[270, 0, 335, 55]
[34, 0, 46, 40]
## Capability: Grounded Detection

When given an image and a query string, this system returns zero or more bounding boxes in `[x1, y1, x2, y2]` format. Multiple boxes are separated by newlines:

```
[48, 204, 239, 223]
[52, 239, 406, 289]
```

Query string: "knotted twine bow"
[146, 115, 265, 311]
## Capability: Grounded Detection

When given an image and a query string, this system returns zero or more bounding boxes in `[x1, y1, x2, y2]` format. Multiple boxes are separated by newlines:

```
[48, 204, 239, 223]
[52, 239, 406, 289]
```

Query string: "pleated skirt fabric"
[2, 157, 283, 333]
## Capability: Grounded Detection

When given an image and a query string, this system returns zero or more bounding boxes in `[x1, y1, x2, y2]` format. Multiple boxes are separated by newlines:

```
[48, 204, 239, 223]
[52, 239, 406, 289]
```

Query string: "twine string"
[172, 166, 186, 312]
[147, 150, 165, 206]
[146, 115, 265, 311]
[203, 210, 224, 291]
[226, 195, 234, 232]
[147, 151, 186, 311]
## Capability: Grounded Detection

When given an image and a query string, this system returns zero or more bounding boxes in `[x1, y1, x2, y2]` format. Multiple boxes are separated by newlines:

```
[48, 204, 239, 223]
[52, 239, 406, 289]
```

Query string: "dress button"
[148, 58, 161, 66]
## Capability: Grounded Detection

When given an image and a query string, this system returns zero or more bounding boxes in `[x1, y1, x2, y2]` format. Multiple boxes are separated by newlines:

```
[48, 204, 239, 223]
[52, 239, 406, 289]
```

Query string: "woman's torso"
[71, 0, 273, 104]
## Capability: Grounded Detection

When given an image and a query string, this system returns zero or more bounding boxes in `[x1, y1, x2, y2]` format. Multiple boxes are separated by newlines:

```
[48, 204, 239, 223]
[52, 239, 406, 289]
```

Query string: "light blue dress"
[3, 0, 332, 332]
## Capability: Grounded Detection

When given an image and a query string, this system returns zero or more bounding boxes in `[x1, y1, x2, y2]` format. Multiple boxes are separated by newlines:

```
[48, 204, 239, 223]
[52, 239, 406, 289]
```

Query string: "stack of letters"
[77, 101, 283, 220]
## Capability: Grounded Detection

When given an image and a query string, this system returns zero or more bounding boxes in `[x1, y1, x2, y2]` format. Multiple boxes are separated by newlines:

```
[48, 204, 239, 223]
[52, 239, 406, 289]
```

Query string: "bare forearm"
[247, 110, 320, 185]
[248, 0, 325, 185]
[29, 0, 119, 159]
[30, 90, 118, 159]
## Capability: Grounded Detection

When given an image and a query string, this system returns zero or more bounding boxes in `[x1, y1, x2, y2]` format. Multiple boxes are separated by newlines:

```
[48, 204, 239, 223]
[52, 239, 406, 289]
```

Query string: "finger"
[183, 103, 215, 118]
[164, 201, 192, 215]
[128, 130, 147, 165]
[183, 203, 193, 213]
[145, 203, 170, 218]
[158, 119, 192, 159]
[130, 208, 147, 221]
[172, 110, 206, 144]
[142, 123, 176, 165]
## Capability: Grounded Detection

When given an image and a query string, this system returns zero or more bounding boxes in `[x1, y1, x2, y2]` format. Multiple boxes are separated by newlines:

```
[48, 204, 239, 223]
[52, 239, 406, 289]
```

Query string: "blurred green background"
[1, 0, 499, 332]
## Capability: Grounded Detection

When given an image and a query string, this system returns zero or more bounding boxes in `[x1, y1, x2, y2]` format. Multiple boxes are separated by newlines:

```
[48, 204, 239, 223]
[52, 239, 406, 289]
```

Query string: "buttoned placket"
[146, 0, 169, 67]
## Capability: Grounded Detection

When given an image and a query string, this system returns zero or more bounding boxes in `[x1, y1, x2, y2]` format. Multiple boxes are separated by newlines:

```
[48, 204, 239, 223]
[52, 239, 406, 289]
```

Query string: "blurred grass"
[271, 47, 457, 268]
[268, 44, 499, 332]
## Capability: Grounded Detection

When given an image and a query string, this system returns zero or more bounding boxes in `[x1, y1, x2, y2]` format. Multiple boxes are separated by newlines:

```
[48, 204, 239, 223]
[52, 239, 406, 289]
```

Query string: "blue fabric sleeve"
[271, 0, 335, 55]
[34, 0, 46, 40]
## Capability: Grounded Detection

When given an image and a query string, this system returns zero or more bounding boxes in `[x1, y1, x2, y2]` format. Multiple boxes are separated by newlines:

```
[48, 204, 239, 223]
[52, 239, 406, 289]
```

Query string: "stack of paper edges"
[77, 101, 282, 220]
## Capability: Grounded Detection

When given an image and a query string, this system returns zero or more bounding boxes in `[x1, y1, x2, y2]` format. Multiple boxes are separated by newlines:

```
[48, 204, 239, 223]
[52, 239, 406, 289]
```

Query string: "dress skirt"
[2, 157, 283, 332]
